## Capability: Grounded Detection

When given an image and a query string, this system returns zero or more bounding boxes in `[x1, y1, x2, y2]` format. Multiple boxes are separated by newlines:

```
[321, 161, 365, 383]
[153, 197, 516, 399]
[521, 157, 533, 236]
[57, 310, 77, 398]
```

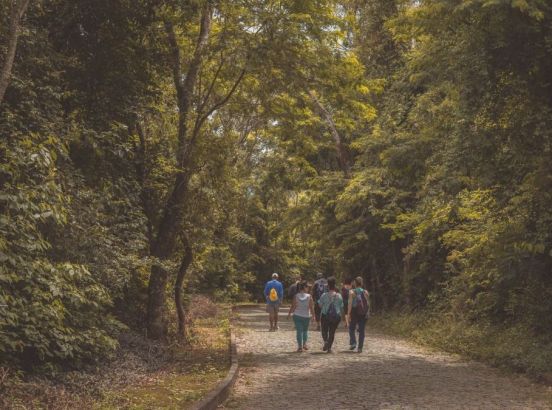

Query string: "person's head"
[297, 280, 307, 293]
[327, 276, 337, 291]
[353, 276, 363, 288]
[343, 277, 352, 288]
[272, 272, 279, 280]
[316, 272, 324, 280]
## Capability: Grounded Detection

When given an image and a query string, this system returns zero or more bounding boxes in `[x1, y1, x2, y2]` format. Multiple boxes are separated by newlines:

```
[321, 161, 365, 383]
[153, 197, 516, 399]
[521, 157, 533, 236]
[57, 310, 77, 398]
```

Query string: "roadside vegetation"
[1, 298, 231, 409]
[1, 0, 552, 404]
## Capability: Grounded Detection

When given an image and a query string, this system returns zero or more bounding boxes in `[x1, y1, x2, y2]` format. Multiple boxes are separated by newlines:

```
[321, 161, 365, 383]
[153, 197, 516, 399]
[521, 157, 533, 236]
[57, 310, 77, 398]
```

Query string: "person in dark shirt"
[340, 277, 352, 328]
[288, 277, 300, 301]
[311, 272, 328, 331]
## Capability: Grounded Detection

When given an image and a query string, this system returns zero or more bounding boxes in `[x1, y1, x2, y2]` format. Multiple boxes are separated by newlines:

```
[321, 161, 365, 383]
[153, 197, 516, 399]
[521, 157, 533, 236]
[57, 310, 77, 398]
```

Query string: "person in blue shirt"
[264, 273, 284, 331]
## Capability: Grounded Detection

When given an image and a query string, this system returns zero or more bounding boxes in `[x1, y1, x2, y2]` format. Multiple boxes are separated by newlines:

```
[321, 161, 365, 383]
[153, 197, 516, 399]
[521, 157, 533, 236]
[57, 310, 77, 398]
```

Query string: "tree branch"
[308, 90, 351, 178]
[191, 64, 247, 144]
[0, 0, 31, 106]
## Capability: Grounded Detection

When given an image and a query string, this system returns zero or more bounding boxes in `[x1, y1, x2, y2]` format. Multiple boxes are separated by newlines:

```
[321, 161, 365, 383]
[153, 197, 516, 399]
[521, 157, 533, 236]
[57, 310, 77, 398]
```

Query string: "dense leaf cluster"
[1, 0, 551, 370]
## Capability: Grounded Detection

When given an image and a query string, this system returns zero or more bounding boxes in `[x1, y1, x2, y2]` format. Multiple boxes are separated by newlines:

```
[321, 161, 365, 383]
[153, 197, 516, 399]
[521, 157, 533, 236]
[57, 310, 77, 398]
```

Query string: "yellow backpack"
[269, 287, 278, 302]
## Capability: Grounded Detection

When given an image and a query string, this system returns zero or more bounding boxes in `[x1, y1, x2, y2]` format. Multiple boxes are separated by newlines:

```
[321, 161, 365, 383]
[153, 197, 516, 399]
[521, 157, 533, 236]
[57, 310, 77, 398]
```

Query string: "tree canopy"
[1, 0, 551, 370]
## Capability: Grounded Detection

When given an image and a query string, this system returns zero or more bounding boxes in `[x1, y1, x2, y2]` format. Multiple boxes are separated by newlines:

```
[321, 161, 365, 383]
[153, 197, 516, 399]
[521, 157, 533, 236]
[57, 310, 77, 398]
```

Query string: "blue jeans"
[349, 315, 367, 349]
[293, 315, 311, 347]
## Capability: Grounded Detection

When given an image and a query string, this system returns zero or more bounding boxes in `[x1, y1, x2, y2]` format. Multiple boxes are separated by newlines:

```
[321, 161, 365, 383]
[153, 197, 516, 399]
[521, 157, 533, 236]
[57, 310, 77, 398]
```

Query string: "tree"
[0, 0, 30, 105]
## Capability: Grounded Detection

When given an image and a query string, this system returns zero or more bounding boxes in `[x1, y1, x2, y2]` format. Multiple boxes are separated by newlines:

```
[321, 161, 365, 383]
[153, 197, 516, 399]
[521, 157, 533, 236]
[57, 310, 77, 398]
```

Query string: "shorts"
[266, 303, 280, 314]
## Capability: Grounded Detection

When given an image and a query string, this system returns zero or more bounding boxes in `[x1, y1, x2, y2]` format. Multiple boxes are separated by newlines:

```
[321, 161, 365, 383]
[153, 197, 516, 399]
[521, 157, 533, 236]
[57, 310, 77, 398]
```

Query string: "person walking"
[318, 276, 343, 353]
[288, 277, 300, 302]
[346, 276, 370, 353]
[311, 272, 328, 331]
[287, 281, 315, 352]
[340, 277, 352, 328]
[264, 273, 284, 331]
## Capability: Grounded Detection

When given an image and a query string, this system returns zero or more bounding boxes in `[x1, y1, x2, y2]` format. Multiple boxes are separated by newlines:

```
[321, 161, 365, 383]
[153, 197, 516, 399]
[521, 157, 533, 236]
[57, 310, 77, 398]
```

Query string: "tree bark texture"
[146, 4, 213, 339]
[175, 234, 192, 338]
[0, 0, 31, 106]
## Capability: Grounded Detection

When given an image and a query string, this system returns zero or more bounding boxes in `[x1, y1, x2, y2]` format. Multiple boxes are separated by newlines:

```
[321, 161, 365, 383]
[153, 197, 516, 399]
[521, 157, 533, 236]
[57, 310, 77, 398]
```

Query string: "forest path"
[223, 306, 551, 409]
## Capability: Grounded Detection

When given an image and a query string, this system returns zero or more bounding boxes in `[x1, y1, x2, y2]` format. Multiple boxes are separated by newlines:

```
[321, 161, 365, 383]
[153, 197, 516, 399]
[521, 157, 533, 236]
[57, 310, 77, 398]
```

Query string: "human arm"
[277, 281, 284, 301]
[347, 290, 354, 317]
[264, 281, 269, 301]
[309, 295, 315, 318]
[288, 295, 297, 318]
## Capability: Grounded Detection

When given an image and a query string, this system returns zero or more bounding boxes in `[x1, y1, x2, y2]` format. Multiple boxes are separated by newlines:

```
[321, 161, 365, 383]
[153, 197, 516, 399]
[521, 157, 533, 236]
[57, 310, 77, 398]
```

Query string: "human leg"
[327, 319, 340, 351]
[349, 316, 357, 348]
[273, 303, 280, 330]
[321, 314, 329, 344]
[357, 317, 367, 351]
[302, 316, 310, 347]
[292, 315, 303, 348]
[314, 304, 322, 330]
[266, 304, 274, 330]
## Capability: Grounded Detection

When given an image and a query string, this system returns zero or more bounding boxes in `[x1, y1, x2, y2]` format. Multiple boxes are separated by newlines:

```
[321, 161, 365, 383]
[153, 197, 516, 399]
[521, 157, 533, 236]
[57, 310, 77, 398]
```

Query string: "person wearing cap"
[311, 272, 328, 331]
[264, 273, 284, 331]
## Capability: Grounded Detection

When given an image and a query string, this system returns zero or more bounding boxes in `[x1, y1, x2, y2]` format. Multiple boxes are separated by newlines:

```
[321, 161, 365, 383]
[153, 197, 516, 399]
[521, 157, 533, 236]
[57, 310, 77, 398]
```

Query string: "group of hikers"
[263, 272, 370, 353]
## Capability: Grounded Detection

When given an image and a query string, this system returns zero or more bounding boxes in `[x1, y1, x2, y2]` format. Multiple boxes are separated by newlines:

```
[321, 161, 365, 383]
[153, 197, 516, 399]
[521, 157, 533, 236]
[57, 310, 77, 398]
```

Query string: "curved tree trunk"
[175, 234, 192, 339]
[146, 4, 212, 340]
[0, 0, 31, 106]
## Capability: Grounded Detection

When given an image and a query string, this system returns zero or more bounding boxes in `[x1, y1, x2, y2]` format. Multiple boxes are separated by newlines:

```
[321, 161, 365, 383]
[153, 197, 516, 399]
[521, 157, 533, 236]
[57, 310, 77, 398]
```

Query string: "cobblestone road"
[224, 306, 552, 409]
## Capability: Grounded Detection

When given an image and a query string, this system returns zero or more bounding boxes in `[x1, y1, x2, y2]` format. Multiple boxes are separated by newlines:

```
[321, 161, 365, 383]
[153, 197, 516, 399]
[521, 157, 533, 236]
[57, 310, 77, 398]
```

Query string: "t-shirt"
[294, 293, 311, 318]
[341, 286, 349, 310]
[264, 279, 284, 305]
[318, 291, 344, 316]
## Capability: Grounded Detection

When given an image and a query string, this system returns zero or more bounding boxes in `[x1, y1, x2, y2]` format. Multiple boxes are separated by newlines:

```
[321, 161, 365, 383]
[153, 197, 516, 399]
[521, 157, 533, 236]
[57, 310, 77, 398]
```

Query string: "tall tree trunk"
[146, 5, 212, 339]
[0, 0, 31, 106]
[175, 234, 192, 339]
[308, 90, 351, 178]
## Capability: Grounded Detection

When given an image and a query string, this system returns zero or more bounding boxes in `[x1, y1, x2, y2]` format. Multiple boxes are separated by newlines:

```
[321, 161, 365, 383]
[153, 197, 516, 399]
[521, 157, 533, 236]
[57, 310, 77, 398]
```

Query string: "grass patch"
[370, 311, 552, 383]
[1, 303, 232, 410]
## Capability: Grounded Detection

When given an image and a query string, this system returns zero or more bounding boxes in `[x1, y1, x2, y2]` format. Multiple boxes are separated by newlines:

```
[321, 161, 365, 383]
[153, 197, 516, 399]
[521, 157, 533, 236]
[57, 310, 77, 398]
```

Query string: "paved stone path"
[224, 306, 552, 409]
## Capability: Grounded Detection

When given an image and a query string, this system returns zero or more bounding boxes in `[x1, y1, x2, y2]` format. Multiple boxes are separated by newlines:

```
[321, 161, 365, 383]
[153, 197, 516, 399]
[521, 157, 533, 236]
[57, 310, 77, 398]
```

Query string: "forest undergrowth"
[370, 312, 552, 384]
[0, 297, 231, 410]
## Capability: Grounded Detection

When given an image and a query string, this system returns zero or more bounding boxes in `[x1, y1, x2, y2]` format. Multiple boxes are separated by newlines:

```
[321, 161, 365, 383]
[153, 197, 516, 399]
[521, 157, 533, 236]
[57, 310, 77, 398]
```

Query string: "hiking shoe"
[297, 347, 303, 353]
[302, 344, 309, 351]
[349, 344, 356, 350]
[357, 348, 363, 353]
[327, 348, 332, 354]
[322, 342, 329, 352]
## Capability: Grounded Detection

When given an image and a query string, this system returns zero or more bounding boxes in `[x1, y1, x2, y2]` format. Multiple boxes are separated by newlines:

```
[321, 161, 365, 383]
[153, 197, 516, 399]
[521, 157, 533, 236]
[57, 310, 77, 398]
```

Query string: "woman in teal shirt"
[318, 276, 344, 353]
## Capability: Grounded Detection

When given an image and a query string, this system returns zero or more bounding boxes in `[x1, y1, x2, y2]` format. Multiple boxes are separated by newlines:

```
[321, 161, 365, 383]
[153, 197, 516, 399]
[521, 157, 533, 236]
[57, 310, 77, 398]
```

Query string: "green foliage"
[0, 136, 121, 368]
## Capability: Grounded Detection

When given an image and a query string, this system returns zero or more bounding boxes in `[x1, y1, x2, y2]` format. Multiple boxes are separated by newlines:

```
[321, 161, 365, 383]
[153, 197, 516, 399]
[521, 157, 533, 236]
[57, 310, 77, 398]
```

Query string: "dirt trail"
[223, 306, 552, 409]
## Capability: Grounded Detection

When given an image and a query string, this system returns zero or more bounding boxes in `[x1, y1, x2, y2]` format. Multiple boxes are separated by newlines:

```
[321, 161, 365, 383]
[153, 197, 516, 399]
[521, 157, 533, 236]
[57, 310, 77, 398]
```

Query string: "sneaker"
[302, 344, 309, 351]
[322, 342, 328, 352]
[357, 348, 363, 353]
[327, 348, 332, 354]
[274, 325, 279, 330]
[349, 344, 356, 350]
[297, 347, 303, 352]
